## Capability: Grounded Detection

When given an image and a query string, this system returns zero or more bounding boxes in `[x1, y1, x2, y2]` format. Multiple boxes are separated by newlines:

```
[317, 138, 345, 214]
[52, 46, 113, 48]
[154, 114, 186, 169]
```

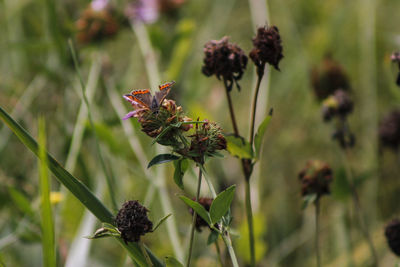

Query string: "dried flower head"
[385, 219, 400, 256]
[186, 120, 227, 163]
[202, 37, 248, 91]
[311, 55, 350, 101]
[298, 160, 333, 199]
[249, 25, 283, 74]
[321, 89, 353, 122]
[332, 128, 356, 149]
[189, 197, 213, 232]
[379, 109, 400, 150]
[76, 0, 119, 44]
[391, 52, 400, 87]
[115, 200, 153, 243]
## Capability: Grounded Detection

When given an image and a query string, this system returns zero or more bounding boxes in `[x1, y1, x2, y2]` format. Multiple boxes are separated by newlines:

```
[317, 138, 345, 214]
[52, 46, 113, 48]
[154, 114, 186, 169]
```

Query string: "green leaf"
[165, 256, 184, 267]
[178, 196, 211, 226]
[254, 109, 273, 160]
[38, 118, 56, 267]
[302, 193, 317, 209]
[207, 230, 219, 245]
[0, 106, 163, 267]
[209, 185, 236, 224]
[8, 187, 35, 219]
[152, 214, 172, 232]
[173, 159, 188, 190]
[86, 225, 121, 239]
[148, 154, 180, 168]
[226, 135, 253, 159]
[151, 125, 173, 145]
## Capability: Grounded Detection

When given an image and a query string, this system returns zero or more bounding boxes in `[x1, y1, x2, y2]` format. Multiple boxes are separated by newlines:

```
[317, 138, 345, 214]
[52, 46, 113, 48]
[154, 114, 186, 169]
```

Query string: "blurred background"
[1, 0, 400, 266]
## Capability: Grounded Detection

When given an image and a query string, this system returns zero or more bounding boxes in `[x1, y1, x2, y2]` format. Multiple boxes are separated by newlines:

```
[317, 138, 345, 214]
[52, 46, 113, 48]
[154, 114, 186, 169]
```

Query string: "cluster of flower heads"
[298, 160, 333, 199]
[379, 109, 400, 151]
[76, 0, 187, 45]
[202, 25, 283, 91]
[115, 200, 153, 243]
[123, 82, 227, 163]
[312, 55, 355, 149]
[391, 52, 400, 87]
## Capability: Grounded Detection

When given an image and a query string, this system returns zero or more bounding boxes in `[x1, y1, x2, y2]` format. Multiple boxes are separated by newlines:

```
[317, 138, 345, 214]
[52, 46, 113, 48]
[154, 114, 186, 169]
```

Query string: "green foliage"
[254, 109, 273, 160]
[173, 158, 189, 190]
[209, 185, 236, 224]
[207, 230, 219, 245]
[152, 214, 172, 232]
[178, 196, 211, 226]
[8, 187, 34, 219]
[226, 135, 253, 159]
[302, 193, 317, 209]
[165, 256, 184, 267]
[147, 154, 180, 168]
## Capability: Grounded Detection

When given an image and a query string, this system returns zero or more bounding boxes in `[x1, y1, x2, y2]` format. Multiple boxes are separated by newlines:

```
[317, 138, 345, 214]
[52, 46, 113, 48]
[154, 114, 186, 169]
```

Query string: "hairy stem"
[186, 167, 203, 267]
[315, 199, 321, 267]
[221, 233, 239, 267]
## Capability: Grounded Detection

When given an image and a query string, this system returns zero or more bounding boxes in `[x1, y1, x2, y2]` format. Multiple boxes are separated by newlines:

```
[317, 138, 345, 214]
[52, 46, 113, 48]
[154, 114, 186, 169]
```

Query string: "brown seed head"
[249, 25, 283, 73]
[202, 37, 248, 91]
[115, 200, 153, 243]
[385, 219, 400, 257]
[379, 109, 400, 150]
[298, 160, 333, 199]
[321, 89, 353, 121]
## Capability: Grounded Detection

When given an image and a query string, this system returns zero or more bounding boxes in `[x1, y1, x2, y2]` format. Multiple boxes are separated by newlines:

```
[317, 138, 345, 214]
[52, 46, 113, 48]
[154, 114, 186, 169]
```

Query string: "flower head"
[385, 219, 400, 256]
[125, 0, 159, 24]
[249, 25, 283, 73]
[189, 197, 213, 232]
[321, 89, 353, 122]
[298, 160, 333, 199]
[76, 0, 119, 44]
[379, 109, 400, 150]
[115, 200, 153, 243]
[311, 55, 350, 101]
[202, 37, 248, 91]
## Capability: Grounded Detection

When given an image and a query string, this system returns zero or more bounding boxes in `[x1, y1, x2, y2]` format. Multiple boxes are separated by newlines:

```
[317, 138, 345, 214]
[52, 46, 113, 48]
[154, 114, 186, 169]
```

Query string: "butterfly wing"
[128, 89, 153, 108]
[155, 81, 175, 107]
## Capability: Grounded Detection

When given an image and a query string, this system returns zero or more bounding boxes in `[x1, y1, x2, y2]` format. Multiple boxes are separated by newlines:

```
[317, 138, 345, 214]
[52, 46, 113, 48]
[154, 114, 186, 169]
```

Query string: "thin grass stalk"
[186, 167, 203, 267]
[68, 40, 118, 210]
[315, 199, 321, 267]
[342, 149, 378, 266]
[38, 119, 56, 267]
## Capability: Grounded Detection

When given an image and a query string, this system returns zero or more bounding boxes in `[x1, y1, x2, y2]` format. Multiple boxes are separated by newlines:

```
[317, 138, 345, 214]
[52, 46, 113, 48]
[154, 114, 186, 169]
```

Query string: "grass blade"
[0, 105, 163, 267]
[38, 118, 56, 267]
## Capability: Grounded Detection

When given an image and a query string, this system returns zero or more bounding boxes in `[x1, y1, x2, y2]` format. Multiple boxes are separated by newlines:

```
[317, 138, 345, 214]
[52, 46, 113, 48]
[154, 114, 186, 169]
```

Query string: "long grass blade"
[38, 118, 56, 267]
[0, 105, 163, 267]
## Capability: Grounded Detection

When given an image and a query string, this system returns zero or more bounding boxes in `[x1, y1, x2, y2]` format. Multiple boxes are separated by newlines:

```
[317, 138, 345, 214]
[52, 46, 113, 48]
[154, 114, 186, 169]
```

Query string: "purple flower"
[125, 0, 159, 24]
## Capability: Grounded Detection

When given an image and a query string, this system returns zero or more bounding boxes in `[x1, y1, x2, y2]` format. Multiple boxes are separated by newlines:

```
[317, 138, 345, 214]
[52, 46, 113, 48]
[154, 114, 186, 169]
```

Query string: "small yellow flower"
[50, 192, 65, 205]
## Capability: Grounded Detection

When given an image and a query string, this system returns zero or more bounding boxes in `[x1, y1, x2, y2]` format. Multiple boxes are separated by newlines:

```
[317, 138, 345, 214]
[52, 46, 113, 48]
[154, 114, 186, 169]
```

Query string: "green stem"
[224, 80, 240, 136]
[221, 233, 239, 267]
[249, 73, 263, 146]
[186, 167, 203, 267]
[315, 199, 321, 267]
[68, 40, 118, 211]
[245, 179, 256, 267]
[139, 241, 154, 267]
[342, 149, 378, 267]
[215, 240, 224, 266]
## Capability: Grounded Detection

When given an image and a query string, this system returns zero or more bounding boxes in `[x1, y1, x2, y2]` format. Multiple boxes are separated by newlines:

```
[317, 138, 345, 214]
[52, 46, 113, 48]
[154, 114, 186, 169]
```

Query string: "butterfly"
[123, 81, 175, 112]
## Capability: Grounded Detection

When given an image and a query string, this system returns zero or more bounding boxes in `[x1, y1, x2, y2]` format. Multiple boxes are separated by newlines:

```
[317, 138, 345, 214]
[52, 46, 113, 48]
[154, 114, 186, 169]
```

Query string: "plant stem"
[315, 198, 321, 267]
[342, 149, 378, 267]
[245, 178, 256, 267]
[186, 167, 203, 267]
[139, 241, 154, 267]
[215, 240, 224, 266]
[249, 74, 263, 146]
[221, 233, 239, 267]
[224, 80, 240, 136]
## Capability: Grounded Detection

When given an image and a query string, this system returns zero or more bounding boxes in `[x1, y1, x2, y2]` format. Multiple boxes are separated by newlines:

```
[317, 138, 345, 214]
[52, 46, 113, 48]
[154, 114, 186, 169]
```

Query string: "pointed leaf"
[147, 154, 180, 168]
[209, 185, 236, 224]
[152, 214, 172, 232]
[173, 159, 188, 190]
[165, 256, 184, 267]
[8, 187, 35, 219]
[226, 135, 253, 159]
[302, 193, 317, 209]
[178, 196, 211, 226]
[254, 109, 273, 160]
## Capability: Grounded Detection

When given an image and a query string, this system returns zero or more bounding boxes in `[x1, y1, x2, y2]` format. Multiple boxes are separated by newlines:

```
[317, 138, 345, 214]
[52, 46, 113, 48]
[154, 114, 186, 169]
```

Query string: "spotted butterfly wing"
[154, 81, 175, 109]
[126, 89, 152, 109]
